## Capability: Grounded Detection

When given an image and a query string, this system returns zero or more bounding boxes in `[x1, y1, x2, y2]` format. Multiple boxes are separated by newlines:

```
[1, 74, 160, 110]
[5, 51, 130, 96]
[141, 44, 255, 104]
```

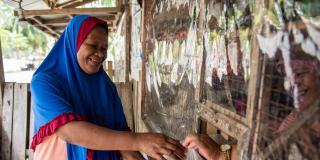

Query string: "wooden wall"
[1, 83, 33, 160]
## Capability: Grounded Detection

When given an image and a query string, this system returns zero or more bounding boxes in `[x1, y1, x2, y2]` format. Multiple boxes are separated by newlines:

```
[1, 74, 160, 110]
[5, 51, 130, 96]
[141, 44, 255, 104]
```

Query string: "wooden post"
[27, 88, 34, 160]
[125, 3, 131, 83]
[1, 83, 14, 160]
[11, 83, 29, 160]
[197, 0, 206, 103]
[107, 61, 114, 80]
[0, 37, 5, 158]
[117, 1, 135, 131]
[139, 0, 153, 132]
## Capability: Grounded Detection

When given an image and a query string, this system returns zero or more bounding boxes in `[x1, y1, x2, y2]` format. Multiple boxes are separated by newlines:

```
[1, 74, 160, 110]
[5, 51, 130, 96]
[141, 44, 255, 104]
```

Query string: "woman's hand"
[135, 133, 186, 160]
[120, 151, 145, 160]
[183, 134, 220, 160]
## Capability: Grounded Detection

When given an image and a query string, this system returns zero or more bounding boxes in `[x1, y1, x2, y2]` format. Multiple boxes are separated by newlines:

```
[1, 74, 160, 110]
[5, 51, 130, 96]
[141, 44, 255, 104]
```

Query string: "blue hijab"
[30, 15, 128, 160]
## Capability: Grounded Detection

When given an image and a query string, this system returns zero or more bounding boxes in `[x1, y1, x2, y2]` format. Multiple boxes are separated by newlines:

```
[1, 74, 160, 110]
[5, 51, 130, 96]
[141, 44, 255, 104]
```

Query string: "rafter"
[32, 16, 116, 26]
[28, 16, 60, 37]
[15, 7, 121, 17]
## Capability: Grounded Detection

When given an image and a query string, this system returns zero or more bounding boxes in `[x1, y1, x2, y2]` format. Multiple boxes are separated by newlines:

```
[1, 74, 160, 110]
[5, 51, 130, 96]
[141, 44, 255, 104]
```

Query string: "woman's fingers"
[164, 144, 185, 159]
[182, 134, 198, 147]
[138, 133, 188, 160]
[158, 147, 180, 160]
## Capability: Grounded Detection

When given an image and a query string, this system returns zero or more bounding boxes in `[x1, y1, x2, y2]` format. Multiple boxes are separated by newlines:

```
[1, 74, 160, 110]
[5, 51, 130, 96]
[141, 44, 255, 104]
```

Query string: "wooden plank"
[37, 16, 115, 26]
[199, 102, 248, 139]
[140, 0, 152, 130]
[1, 83, 14, 160]
[197, 0, 206, 103]
[11, 83, 29, 160]
[0, 37, 5, 156]
[125, 5, 131, 83]
[133, 81, 139, 132]
[16, 7, 121, 17]
[27, 89, 34, 160]
[246, 31, 264, 128]
[115, 83, 134, 130]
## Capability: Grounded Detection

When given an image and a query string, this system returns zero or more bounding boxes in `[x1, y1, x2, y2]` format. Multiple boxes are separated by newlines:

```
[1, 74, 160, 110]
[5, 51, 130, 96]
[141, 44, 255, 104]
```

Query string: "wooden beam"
[57, 0, 98, 9]
[28, 17, 60, 37]
[38, 18, 71, 25]
[52, 26, 66, 31]
[36, 16, 116, 26]
[16, 7, 121, 17]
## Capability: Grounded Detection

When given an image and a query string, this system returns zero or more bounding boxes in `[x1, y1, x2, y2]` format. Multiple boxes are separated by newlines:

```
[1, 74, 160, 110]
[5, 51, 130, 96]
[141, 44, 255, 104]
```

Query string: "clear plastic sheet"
[131, 0, 142, 81]
[186, 149, 204, 160]
[144, 0, 199, 141]
[109, 14, 126, 82]
[140, 0, 320, 159]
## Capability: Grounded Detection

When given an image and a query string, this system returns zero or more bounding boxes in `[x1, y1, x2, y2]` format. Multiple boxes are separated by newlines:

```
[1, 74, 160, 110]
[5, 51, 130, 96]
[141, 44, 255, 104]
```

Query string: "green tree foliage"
[0, 1, 52, 59]
[80, 0, 115, 8]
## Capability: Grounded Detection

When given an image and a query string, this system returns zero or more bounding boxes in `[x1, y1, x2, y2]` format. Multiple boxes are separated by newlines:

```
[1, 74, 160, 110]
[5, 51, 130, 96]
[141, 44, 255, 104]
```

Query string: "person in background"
[183, 46, 320, 160]
[30, 15, 186, 160]
[274, 49, 320, 159]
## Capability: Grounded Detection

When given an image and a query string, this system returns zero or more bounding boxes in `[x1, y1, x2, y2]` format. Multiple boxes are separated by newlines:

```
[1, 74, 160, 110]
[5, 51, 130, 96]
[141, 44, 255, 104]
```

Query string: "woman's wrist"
[208, 151, 222, 160]
[132, 133, 143, 151]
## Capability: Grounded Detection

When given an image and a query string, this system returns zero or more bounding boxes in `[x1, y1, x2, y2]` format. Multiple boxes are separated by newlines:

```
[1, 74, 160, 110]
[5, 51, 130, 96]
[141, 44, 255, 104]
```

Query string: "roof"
[4, 0, 123, 38]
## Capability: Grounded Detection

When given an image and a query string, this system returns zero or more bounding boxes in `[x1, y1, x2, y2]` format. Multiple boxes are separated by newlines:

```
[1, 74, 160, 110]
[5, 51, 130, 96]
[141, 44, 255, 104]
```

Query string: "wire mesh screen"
[254, 0, 320, 158]
[204, 0, 252, 117]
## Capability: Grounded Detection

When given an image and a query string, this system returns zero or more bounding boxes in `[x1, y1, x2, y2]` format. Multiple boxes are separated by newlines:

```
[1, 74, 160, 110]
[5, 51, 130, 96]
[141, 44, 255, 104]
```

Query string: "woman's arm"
[56, 121, 186, 160]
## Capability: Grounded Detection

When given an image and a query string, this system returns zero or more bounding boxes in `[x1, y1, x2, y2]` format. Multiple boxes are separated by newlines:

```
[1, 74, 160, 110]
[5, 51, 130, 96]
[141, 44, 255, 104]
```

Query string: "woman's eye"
[295, 71, 308, 77]
[86, 43, 97, 48]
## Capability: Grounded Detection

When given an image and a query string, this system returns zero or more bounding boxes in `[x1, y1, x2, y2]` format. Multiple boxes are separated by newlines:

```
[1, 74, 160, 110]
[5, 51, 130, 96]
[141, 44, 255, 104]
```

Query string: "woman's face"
[77, 26, 108, 74]
[292, 64, 320, 110]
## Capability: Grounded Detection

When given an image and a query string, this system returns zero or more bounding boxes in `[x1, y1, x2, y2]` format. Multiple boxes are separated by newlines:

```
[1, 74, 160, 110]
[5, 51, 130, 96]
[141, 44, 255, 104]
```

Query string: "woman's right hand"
[135, 133, 186, 160]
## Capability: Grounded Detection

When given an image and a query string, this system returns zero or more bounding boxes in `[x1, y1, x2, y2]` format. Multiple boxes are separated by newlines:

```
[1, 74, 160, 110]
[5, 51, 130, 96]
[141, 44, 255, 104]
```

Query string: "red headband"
[76, 17, 108, 52]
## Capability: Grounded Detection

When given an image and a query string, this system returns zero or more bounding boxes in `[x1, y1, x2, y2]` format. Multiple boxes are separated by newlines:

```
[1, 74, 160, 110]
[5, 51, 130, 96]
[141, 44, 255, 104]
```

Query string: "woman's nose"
[95, 49, 106, 57]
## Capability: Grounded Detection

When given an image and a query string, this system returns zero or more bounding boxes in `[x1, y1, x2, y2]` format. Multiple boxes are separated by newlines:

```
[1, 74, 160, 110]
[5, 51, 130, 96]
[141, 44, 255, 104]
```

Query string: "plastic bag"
[186, 149, 204, 160]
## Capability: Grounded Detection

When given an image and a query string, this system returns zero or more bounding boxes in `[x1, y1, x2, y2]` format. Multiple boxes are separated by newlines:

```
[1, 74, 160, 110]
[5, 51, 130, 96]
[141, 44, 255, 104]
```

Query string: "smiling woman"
[77, 25, 108, 74]
[30, 15, 186, 160]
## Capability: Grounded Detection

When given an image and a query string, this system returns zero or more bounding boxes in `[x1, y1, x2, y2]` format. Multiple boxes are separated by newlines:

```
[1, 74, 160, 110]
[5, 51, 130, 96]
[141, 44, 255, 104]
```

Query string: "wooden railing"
[0, 80, 134, 160]
[1, 83, 33, 160]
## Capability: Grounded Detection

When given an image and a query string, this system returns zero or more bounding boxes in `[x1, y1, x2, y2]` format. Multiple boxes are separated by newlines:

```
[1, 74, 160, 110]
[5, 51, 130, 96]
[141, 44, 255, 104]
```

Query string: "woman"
[30, 15, 185, 160]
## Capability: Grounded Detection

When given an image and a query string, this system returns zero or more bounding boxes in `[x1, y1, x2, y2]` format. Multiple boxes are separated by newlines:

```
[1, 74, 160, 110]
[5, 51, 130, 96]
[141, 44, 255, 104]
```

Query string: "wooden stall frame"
[138, 0, 264, 140]
[139, 0, 153, 132]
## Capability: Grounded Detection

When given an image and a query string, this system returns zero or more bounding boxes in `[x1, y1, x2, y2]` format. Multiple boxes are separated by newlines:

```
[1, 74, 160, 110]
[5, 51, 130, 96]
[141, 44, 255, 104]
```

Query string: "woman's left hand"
[120, 151, 145, 160]
[183, 134, 221, 160]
